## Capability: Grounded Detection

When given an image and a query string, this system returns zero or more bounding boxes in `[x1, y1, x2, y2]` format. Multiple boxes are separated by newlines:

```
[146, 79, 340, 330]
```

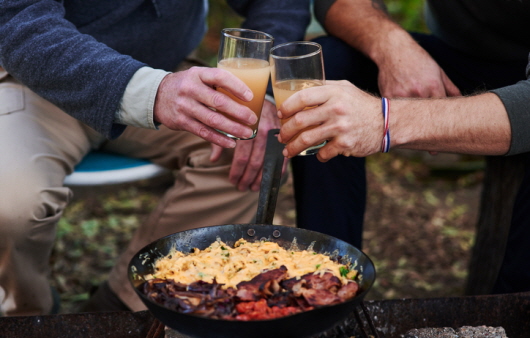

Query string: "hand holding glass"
[270, 41, 326, 156]
[216, 28, 274, 140]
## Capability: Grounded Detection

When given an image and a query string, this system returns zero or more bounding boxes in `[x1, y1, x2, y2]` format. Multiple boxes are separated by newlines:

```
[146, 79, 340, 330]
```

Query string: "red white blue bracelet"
[381, 97, 390, 153]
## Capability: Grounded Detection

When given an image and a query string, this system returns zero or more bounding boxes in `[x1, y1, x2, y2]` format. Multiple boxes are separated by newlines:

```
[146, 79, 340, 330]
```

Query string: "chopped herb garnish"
[339, 266, 349, 277]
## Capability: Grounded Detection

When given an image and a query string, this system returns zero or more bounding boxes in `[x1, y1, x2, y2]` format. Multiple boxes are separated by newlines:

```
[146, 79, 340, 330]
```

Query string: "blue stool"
[63, 151, 169, 186]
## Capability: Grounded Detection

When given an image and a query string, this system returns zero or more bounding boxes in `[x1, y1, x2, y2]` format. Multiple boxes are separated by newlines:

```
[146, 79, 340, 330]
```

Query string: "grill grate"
[1, 293, 529, 338]
[353, 302, 380, 338]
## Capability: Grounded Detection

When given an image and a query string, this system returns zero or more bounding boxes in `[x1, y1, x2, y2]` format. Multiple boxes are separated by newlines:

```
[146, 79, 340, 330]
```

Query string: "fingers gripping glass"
[270, 41, 326, 156]
[215, 28, 274, 140]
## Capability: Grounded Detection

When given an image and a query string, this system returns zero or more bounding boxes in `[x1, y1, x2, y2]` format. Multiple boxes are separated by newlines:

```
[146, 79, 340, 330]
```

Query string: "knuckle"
[332, 102, 347, 116]
[210, 68, 224, 82]
[197, 126, 211, 140]
[336, 123, 350, 134]
[171, 118, 189, 132]
[291, 114, 305, 129]
[205, 109, 223, 126]
[173, 100, 195, 122]
[297, 90, 312, 106]
[335, 136, 355, 150]
[187, 66, 201, 78]
[298, 132, 314, 147]
[248, 159, 262, 171]
[234, 155, 250, 168]
[211, 92, 227, 109]
[177, 82, 193, 96]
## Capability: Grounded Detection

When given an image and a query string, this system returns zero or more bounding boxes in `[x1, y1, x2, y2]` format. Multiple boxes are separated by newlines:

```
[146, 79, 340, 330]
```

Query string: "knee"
[312, 36, 379, 91]
[0, 174, 72, 243]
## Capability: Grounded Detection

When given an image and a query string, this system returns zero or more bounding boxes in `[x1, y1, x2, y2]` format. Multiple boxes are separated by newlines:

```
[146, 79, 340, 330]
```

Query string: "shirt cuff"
[116, 66, 171, 129]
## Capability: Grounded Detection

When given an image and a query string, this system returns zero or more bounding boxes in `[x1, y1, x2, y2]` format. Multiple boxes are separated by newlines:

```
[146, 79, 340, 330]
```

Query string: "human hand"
[374, 35, 461, 99]
[278, 81, 382, 162]
[210, 100, 288, 191]
[153, 66, 257, 149]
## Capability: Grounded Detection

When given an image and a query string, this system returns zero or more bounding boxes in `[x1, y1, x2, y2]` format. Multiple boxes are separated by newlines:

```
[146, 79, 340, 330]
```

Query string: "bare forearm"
[391, 93, 511, 155]
[324, 0, 412, 63]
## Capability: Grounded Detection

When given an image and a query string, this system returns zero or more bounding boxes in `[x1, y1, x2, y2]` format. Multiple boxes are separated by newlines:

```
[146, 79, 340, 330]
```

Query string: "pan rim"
[128, 223, 376, 325]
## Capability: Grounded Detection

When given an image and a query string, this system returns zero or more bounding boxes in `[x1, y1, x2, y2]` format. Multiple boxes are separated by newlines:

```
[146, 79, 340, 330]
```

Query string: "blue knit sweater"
[0, 0, 311, 139]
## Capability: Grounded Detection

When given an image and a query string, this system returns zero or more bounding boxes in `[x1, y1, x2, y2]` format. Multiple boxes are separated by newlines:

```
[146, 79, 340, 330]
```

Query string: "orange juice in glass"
[270, 42, 326, 156]
[216, 28, 273, 140]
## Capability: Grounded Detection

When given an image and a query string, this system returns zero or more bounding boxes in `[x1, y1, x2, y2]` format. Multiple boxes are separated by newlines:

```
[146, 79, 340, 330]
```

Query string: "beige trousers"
[0, 70, 259, 315]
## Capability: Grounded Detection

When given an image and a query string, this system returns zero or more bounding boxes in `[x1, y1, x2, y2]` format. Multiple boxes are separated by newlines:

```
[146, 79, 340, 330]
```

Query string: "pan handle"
[255, 129, 284, 224]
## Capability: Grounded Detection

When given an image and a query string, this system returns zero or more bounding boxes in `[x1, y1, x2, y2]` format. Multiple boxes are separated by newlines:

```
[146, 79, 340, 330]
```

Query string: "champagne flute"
[216, 28, 274, 140]
[270, 41, 326, 156]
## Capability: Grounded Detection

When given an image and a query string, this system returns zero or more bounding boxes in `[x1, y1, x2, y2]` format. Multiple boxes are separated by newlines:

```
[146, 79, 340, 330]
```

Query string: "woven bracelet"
[381, 97, 390, 153]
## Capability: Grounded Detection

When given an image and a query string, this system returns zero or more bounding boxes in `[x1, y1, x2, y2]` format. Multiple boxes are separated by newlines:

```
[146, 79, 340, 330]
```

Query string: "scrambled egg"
[147, 239, 357, 288]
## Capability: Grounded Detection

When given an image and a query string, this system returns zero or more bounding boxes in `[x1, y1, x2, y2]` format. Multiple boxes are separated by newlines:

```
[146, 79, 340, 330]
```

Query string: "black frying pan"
[128, 130, 376, 338]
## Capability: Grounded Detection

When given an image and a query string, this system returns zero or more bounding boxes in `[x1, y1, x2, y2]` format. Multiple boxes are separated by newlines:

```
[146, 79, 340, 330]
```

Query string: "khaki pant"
[0, 69, 259, 315]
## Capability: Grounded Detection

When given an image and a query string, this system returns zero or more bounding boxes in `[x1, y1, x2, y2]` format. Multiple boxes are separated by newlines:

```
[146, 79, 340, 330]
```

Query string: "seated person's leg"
[290, 35, 378, 248]
[291, 155, 366, 248]
[102, 126, 260, 311]
[0, 77, 89, 315]
[492, 153, 530, 294]
[411, 32, 528, 94]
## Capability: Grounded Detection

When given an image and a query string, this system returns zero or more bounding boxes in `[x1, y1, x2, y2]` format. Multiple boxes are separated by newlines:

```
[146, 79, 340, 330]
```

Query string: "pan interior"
[129, 223, 374, 292]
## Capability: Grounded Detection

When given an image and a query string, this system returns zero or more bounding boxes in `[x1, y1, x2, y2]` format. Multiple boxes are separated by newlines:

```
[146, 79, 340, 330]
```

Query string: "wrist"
[387, 98, 433, 150]
[369, 27, 417, 69]
[118, 67, 170, 129]
[381, 97, 390, 152]
[153, 72, 173, 125]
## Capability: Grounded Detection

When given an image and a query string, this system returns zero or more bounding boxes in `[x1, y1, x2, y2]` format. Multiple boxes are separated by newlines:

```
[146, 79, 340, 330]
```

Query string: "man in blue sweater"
[0, 0, 310, 315]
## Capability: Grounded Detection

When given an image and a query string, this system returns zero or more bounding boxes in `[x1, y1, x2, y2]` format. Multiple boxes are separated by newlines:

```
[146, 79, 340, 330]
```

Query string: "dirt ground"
[272, 150, 482, 301]
[52, 150, 484, 313]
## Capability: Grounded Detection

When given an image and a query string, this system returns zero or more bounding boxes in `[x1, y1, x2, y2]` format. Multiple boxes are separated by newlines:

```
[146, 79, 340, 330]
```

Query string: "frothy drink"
[217, 58, 270, 133]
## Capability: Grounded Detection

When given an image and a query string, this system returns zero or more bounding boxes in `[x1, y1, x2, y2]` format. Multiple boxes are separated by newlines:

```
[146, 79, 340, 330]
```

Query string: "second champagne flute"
[270, 41, 326, 156]
[216, 28, 274, 140]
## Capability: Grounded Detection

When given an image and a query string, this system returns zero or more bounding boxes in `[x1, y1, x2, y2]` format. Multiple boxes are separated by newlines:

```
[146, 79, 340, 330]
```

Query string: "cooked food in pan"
[138, 238, 362, 320]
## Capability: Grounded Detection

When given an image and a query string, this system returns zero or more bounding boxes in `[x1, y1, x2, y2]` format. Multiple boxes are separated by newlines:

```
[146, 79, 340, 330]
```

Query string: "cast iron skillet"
[128, 130, 376, 338]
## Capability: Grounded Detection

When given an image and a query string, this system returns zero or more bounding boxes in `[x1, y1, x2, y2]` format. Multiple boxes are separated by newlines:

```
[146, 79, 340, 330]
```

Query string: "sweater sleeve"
[0, 0, 146, 139]
[491, 55, 530, 155]
[227, 0, 312, 46]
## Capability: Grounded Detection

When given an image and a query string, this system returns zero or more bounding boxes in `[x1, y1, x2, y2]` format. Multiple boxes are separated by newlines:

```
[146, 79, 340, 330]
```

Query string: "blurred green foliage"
[386, 0, 427, 32]
[196, 1, 243, 65]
